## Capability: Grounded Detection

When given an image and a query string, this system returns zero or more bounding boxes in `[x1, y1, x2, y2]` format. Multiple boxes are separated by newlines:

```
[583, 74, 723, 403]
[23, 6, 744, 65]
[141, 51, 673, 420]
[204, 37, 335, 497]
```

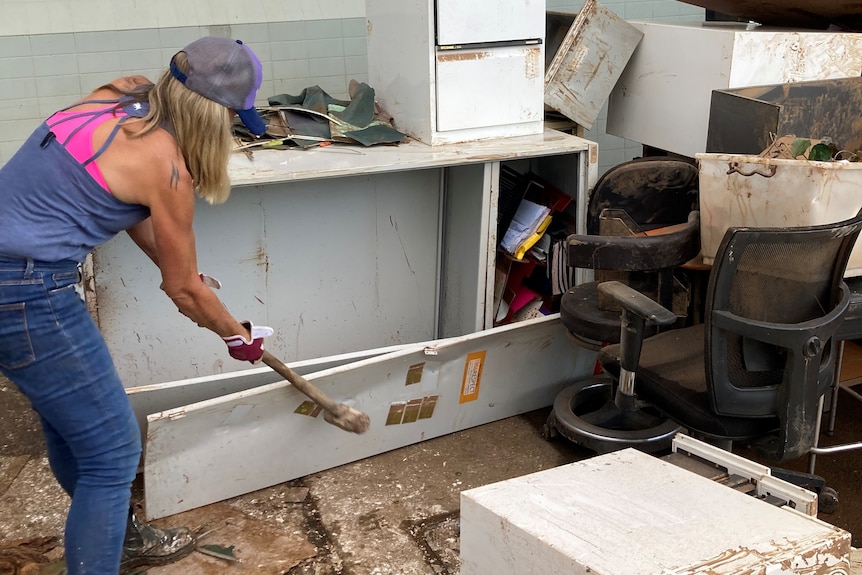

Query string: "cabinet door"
[435, 0, 544, 45]
[436, 45, 544, 132]
[143, 314, 597, 519]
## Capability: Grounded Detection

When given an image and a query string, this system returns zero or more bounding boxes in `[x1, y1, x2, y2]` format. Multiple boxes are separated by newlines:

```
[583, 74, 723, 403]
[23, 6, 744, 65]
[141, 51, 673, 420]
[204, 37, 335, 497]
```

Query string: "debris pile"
[233, 79, 407, 152]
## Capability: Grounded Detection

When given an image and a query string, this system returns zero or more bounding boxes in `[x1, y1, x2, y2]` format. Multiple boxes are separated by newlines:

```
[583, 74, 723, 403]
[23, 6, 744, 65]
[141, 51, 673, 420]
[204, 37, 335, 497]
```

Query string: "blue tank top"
[0, 98, 152, 263]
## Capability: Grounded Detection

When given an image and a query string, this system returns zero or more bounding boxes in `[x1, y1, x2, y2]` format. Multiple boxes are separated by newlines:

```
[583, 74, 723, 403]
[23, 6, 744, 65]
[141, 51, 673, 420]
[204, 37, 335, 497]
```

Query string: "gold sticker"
[295, 401, 322, 417]
[405, 362, 425, 386]
[418, 395, 438, 420]
[386, 402, 406, 426]
[402, 398, 423, 423]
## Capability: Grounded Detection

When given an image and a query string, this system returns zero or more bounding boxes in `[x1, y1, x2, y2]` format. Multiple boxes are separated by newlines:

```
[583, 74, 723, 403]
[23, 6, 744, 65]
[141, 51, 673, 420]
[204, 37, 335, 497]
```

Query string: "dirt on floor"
[1, 375, 861, 574]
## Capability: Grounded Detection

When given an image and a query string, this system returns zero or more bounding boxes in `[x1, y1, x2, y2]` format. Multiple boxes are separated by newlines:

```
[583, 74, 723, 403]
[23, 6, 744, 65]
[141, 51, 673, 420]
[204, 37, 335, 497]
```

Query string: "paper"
[500, 199, 551, 256]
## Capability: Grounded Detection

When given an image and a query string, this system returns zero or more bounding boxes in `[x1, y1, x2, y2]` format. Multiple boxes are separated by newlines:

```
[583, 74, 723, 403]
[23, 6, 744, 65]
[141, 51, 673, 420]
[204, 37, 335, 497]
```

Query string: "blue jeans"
[0, 257, 141, 574]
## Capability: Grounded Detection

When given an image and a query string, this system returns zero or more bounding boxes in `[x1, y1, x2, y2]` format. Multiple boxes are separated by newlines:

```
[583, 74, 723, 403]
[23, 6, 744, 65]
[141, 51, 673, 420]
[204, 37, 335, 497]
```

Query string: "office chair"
[594, 213, 862, 512]
[559, 156, 700, 349]
[544, 156, 701, 453]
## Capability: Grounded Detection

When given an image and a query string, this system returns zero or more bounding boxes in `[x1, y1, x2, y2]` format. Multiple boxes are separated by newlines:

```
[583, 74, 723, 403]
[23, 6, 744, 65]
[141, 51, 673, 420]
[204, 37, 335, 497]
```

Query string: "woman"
[0, 36, 273, 574]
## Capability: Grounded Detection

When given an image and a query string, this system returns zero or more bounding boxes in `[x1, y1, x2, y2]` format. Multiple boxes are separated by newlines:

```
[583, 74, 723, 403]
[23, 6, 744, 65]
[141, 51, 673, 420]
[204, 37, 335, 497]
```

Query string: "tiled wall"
[0, 0, 705, 171]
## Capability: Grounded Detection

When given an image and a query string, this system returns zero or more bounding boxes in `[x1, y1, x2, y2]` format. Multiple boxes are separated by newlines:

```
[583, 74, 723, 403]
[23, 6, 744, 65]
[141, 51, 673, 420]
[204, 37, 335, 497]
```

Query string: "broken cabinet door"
[142, 314, 597, 520]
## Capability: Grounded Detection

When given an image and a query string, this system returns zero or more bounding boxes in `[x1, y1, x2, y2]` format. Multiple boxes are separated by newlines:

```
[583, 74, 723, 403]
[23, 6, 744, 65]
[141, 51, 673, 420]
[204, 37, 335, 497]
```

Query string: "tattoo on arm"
[169, 163, 180, 191]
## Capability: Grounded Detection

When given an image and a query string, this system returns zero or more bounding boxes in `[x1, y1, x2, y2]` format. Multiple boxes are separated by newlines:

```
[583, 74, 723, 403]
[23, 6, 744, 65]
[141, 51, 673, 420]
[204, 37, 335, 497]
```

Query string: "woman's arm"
[127, 218, 159, 267]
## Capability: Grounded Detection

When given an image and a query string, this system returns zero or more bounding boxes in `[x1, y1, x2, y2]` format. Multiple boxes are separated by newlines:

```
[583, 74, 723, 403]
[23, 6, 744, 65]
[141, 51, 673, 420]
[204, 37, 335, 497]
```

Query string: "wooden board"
[143, 314, 597, 520]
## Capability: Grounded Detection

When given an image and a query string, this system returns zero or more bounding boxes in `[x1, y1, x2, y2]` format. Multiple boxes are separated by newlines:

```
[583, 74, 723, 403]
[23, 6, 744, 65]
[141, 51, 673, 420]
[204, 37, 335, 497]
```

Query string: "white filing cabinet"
[606, 21, 862, 157]
[367, 0, 546, 145]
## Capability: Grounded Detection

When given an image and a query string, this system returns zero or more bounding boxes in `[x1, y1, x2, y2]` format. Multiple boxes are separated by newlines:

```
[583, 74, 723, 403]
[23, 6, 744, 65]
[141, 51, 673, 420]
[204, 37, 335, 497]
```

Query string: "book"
[500, 199, 551, 258]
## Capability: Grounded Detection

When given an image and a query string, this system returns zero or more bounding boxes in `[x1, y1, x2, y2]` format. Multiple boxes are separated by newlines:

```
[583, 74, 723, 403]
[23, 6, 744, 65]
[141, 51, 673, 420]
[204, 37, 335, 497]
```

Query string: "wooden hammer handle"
[261, 350, 341, 413]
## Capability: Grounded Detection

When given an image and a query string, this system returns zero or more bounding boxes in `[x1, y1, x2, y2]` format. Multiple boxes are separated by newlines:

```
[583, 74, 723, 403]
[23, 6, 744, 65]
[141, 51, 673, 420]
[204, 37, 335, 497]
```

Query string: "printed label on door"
[459, 351, 486, 404]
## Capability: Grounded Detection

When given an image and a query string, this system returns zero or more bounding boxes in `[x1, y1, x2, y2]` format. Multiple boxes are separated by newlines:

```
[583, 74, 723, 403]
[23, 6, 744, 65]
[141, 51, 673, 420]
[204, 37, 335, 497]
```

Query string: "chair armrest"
[567, 211, 700, 271]
[597, 281, 678, 373]
[597, 281, 678, 327]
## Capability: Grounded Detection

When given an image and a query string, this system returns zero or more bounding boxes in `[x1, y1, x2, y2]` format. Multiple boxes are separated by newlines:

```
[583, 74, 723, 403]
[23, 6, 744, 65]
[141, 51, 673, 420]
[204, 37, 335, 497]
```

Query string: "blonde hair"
[132, 52, 233, 204]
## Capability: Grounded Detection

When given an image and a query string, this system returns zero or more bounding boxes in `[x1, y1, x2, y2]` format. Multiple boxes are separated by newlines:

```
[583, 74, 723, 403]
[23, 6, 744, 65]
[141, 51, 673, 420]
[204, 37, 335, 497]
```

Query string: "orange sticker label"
[459, 351, 486, 404]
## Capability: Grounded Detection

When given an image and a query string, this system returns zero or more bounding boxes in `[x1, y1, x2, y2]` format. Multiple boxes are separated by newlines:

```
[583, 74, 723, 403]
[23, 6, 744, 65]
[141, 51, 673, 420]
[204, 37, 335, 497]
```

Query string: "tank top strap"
[46, 98, 123, 145]
[50, 98, 123, 116]
[82, 115, 133, 167]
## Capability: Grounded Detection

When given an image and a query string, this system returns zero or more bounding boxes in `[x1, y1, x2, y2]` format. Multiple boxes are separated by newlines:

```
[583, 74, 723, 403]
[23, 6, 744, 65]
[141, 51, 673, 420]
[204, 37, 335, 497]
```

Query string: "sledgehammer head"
[323, 404, 371, 434]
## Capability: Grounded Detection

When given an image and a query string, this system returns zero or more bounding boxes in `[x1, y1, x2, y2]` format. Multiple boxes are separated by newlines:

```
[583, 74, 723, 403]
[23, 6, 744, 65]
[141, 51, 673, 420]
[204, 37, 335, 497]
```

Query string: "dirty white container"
[696, 153, 862, 276]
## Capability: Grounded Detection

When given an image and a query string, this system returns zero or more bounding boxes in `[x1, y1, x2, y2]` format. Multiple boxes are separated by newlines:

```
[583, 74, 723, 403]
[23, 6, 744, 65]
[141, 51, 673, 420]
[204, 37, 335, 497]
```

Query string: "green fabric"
[266, 83, 406, 147]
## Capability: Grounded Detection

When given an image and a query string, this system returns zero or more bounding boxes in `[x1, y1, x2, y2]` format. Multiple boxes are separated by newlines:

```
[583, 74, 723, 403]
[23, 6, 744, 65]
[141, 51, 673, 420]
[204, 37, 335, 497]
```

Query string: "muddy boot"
[118, 508, 196, 574]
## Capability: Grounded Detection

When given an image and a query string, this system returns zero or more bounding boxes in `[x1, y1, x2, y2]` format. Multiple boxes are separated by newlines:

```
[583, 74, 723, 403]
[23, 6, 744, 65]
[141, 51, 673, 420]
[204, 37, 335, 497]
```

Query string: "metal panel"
[706, 76, 862, 155]
[544, 2, 643, 130]
[435, 45, 544, 132]
[440, 163, 495, 337]
[94, 170, 442, 388]
[435, 0, 544, 46]
[143, 314, 597, 519]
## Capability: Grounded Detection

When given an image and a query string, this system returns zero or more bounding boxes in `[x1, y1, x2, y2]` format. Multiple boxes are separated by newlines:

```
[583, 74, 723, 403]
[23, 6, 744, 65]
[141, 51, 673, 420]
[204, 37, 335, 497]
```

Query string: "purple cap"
[169, 36, 267, 136]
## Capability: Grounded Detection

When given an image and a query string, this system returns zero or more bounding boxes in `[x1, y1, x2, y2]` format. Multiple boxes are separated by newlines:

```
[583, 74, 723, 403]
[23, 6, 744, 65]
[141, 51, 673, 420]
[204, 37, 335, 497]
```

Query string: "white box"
[366, 0, 545, 145]
[460, 448, 851, 575]
[606, 22, 862, 157]
[697, 153, 862, 275]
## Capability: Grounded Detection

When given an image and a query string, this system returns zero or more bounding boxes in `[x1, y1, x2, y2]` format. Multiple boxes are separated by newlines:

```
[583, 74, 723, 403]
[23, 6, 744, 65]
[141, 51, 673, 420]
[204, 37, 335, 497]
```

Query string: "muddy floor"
[1, 374, 860, 574]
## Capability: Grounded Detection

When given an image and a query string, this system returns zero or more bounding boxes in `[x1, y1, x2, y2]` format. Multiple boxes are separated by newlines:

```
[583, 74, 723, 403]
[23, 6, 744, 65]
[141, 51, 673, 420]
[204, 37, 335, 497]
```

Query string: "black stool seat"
[561, 281, 658, 347]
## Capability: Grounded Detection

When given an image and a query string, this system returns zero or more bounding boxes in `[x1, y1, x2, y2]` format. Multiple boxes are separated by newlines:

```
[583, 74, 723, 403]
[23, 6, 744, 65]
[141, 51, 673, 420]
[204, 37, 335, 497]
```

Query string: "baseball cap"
[169, 36, 267, 136]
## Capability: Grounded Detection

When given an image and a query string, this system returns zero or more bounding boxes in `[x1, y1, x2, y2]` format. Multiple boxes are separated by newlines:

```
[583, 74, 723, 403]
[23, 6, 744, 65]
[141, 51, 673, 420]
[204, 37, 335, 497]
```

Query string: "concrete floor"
[1, 373, 861, 574]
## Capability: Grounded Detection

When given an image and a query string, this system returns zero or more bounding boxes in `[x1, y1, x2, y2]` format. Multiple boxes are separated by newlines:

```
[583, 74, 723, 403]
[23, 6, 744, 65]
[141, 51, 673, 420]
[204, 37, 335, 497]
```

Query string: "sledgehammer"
[261, 350, 371, 434]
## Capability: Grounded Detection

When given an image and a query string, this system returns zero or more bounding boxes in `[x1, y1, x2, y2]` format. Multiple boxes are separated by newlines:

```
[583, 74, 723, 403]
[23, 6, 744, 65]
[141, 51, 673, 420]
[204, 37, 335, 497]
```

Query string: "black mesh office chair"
[544, 157, 701, 453]
[594, 213, 862, 511]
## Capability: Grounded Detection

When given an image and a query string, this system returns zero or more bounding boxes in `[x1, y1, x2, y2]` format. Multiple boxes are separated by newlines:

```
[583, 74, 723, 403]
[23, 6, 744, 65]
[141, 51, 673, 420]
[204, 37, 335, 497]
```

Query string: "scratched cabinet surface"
[461, 448, 852, 575]
[544, 1, 644, 130]
[435, 45, 544, 132]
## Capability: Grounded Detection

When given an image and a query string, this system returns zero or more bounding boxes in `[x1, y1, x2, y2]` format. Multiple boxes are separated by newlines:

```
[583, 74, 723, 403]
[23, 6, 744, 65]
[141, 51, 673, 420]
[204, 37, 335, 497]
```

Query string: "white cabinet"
[88, 130, 597, 388]
[367, 0, 545, 145]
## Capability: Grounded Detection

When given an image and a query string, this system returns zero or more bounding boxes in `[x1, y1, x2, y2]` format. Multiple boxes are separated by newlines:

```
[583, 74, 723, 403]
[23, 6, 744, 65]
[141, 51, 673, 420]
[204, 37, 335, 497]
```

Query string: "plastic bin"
[697, 153, 862, 276]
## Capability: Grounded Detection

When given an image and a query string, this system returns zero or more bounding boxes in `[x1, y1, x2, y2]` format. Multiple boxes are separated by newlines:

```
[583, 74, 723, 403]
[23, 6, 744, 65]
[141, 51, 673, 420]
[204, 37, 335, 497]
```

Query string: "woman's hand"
[223, 321, 274, 363]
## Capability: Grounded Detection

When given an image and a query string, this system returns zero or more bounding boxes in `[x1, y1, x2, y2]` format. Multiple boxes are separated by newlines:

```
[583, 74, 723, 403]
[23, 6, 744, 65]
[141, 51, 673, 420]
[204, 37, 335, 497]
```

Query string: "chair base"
[544, 377, 681, 454]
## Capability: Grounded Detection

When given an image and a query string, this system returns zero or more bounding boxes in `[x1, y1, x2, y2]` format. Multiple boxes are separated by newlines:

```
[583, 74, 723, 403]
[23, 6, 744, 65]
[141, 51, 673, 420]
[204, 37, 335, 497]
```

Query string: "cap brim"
[237, 108, 267, 136]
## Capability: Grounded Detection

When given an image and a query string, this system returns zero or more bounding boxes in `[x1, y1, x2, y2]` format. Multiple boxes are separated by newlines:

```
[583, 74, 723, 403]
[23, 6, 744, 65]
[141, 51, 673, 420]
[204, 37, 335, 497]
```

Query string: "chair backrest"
[586, 156, 699, 236]
[569, 156, 701, 273]
[705, 213, 862, 460]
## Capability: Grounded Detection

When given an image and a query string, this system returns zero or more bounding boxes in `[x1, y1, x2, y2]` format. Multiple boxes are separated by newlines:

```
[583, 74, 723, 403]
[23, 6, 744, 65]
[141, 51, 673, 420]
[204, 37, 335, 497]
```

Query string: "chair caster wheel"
[549, 377, 681, 455]
[541, 420, 558, 441]
[818, 486, 839, 514]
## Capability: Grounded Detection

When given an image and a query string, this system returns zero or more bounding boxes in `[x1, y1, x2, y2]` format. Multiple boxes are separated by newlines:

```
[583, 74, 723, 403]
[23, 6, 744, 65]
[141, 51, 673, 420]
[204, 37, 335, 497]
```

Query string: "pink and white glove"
[223, 321, 274, 364]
